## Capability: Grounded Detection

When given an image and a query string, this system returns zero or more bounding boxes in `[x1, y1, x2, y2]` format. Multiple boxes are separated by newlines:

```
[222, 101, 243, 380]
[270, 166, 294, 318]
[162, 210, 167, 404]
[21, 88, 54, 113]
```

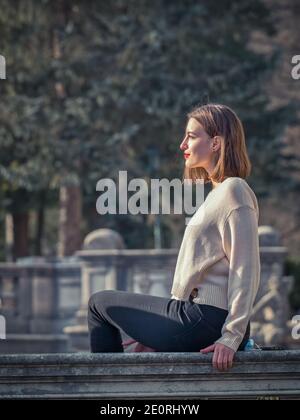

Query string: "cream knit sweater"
[170, 177, 260, 352]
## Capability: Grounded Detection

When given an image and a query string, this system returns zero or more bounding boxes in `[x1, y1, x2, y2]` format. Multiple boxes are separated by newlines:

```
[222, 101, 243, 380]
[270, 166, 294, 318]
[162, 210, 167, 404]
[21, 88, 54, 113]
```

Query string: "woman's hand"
[200, 343, 235, 371]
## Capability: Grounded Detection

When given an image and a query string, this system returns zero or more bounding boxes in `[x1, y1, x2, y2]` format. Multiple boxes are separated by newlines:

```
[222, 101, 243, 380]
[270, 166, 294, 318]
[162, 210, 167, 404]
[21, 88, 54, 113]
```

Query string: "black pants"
[88, 289, 250, 353]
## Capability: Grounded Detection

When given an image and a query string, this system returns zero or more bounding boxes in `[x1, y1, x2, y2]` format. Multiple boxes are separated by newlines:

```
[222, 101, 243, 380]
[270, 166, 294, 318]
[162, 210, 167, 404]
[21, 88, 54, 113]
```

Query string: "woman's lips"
[184, 153, 191, 159]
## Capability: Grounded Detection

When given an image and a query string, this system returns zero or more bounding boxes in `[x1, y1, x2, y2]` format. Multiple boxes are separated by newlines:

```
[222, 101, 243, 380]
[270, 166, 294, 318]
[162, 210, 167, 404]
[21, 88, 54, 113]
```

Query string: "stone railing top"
[259, 246, 287, 254]
[0, 245, 288, 269]
[1, 350, 300, 366]
[77, 247, 286, 258]
[1, 351, 299, 399]
[76, 249, 179, 259]
[0, 261, 82, 270]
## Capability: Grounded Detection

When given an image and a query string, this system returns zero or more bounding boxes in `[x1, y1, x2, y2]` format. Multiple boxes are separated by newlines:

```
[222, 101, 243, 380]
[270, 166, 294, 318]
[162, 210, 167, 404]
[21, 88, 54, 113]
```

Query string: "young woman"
[88, 103, 260, 372]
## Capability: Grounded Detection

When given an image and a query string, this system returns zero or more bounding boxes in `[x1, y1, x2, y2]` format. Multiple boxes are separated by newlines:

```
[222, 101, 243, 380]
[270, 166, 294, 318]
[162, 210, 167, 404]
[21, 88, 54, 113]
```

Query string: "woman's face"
[180, 118, 214, 170]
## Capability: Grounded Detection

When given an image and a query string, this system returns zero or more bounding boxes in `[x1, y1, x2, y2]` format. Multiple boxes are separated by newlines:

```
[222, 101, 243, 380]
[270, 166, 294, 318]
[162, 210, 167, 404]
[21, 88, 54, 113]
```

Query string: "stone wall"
[0, 351, 299, 399]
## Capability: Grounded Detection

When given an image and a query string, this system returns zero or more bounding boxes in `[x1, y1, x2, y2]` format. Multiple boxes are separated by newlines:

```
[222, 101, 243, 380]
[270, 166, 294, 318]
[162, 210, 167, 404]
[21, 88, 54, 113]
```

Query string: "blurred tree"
[0, 1, 59, 258]
[254, 0, 300, 258]
[68, 0, 296, 242]
[0, 0, 298, 257]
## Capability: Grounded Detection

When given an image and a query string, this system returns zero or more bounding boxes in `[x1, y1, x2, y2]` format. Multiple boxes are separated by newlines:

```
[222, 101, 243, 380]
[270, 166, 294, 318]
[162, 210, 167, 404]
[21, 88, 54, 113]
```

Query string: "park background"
[0, 0, 300, 353]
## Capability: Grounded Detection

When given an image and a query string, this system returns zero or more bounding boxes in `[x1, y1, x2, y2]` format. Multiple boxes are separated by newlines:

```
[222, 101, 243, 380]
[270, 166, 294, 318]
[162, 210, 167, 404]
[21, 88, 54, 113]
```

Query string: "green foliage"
[0, 0, 298, 253]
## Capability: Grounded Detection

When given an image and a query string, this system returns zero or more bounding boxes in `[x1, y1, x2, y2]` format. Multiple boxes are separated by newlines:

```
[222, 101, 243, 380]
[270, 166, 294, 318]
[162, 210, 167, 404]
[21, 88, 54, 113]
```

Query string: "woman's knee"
[88, 289, 116, 310]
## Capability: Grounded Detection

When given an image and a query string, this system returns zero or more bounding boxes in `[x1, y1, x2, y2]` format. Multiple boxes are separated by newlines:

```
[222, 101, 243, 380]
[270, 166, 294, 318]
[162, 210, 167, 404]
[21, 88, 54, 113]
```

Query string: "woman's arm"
[216, 205, 260, 351]
[200, 205, 260, 370]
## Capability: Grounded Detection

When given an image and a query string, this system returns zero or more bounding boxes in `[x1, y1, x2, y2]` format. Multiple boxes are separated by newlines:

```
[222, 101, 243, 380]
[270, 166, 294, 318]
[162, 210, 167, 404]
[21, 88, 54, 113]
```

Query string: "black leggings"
[88, 289, 250, 353]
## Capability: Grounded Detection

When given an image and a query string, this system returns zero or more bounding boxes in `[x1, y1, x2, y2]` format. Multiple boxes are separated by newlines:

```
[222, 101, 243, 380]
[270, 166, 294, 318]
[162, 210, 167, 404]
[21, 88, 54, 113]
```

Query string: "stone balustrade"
[0, 260, 81, 352]
[0, 226, 298, 353]
[0, 350, 299, 400]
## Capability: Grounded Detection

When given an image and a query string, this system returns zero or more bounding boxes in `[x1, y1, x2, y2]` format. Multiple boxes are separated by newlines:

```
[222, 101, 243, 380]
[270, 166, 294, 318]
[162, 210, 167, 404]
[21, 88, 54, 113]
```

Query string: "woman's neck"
[211, 177, 229, 190]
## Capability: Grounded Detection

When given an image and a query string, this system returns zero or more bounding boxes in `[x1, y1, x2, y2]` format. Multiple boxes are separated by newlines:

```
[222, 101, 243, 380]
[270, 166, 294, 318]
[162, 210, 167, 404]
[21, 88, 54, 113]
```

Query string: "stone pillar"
[64, 229, 126, 351]
[251, 226, 293, 347]
[29, 265, 58, 334]
[0, 262, 71, 353]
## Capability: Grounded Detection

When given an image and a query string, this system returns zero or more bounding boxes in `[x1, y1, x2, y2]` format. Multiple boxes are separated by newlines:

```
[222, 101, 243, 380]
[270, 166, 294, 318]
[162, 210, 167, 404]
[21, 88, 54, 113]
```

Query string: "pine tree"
[0, 0, 297, 255]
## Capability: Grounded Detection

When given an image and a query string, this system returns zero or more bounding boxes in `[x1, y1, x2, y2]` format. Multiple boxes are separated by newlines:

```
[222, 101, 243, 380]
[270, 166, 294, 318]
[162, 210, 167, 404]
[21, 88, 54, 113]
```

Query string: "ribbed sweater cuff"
[215, 332, 243, 352]
[170, 284, 191, 301]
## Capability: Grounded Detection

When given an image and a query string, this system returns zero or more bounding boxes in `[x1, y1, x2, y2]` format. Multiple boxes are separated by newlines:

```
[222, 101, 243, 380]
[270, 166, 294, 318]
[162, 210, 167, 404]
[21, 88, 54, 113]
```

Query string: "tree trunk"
[12, 212, 29, 260]
[52, 0, 82, 257]
[58, 185, 82, 256]
[34, 190, 46, 256]
[5, 213, 14, 262]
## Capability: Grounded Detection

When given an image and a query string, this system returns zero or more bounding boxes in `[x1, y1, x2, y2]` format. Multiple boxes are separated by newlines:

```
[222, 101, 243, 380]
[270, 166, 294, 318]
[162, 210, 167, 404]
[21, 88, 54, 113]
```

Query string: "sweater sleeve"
[215, 205, 260, 352]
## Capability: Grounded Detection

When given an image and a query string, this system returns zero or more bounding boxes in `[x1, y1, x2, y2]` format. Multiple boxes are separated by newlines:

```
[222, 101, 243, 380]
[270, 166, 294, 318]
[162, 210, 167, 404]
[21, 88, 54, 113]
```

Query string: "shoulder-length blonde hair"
[183, 103, 251, 184]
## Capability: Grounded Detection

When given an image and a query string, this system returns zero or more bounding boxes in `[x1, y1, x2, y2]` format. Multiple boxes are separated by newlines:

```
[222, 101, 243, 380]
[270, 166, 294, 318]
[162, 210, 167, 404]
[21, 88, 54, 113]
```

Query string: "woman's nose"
[180, 137, 188, 151]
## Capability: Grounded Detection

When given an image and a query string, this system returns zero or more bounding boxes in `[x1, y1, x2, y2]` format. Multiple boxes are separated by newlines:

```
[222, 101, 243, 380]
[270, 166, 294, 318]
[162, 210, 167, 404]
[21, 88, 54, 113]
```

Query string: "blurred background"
[0, 0, 299, 352]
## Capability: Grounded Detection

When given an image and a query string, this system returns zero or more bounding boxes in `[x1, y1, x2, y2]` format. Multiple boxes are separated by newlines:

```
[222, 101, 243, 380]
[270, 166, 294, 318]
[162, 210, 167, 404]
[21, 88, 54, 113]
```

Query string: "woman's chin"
[186, 161, 205, 170]
[185, 161, 197, 169]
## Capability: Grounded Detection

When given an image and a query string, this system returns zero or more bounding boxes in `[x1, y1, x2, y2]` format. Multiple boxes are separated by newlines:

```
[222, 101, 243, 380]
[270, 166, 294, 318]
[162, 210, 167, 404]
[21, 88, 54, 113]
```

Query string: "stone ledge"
[0, 351, 300, 400]
[0, 334, 70, 354]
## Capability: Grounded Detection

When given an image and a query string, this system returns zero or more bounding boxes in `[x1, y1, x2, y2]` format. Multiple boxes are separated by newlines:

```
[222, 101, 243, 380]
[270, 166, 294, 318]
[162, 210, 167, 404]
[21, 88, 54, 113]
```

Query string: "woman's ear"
[211, 136, 222, 152]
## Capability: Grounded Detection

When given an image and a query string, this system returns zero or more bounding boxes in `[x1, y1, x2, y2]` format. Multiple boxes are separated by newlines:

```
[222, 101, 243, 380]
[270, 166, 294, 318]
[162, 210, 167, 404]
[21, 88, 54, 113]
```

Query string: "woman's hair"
[183, 103, 251, 184]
